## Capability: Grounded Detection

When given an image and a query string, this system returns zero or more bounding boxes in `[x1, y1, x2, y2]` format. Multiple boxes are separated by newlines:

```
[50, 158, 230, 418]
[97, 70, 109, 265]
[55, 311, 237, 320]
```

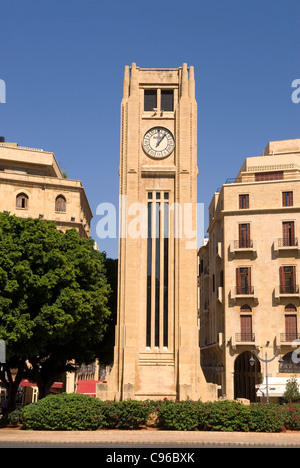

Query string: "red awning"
[20, 380, 63, 389]
[76, 380, 106, 396]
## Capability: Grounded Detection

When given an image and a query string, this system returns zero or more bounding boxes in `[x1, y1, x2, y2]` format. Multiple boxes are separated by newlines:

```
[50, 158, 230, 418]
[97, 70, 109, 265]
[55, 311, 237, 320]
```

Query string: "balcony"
[235, 333, 255, 343]
[274, 238, 300, 256]
[231, 333, 257, 349]
[280, 333, 300, 344]
[230, 286, 258, 303]
[229, 239, 257, 257]
[274, 284, 300, 303]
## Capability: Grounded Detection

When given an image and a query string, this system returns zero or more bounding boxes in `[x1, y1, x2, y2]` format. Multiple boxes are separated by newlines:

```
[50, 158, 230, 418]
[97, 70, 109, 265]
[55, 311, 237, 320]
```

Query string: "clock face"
[143, 127, 175, 158]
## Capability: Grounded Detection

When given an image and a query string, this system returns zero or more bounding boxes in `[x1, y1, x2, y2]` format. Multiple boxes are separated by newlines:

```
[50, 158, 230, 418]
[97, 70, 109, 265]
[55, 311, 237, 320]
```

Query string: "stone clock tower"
[97, 64, 217, 402]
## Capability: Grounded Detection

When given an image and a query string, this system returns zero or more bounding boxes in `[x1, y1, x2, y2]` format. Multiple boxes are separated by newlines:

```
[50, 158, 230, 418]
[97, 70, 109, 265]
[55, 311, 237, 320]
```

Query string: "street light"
[249, 349, 283, 404]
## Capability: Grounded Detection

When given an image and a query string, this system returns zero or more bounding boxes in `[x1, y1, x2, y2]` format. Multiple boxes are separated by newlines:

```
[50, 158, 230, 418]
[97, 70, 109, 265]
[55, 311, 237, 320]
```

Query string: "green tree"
[98, 257, 118, 366]
[283, 377, 300, 403]
[0, 213, 111, 411]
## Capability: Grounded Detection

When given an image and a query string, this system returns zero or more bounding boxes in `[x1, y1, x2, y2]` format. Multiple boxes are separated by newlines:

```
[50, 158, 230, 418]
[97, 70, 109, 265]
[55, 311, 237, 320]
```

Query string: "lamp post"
[249, 349, 283, 404]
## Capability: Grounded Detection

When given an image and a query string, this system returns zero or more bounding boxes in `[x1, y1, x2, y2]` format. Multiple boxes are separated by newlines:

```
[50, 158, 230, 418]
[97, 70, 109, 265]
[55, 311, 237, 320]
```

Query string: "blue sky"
[1, 0, 299, 259]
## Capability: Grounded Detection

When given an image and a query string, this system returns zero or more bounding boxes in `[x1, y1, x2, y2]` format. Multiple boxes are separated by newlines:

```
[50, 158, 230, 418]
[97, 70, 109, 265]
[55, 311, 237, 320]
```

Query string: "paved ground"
[0, 429, 300, 447]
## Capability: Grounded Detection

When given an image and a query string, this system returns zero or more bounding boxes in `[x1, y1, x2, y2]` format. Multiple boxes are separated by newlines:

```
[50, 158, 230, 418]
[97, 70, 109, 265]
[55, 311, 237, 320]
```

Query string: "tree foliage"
[0, 213, 111, 408]
[283, 377, 300, 403]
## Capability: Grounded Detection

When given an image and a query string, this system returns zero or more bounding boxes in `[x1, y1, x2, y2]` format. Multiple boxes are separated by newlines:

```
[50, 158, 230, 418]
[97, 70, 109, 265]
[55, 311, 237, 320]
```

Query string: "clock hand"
[156, 130, 162, 147]
[157, 132, 167, 146]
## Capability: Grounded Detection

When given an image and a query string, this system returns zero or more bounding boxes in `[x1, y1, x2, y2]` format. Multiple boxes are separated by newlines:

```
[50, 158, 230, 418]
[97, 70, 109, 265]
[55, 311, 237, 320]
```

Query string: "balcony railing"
[275, 284, 300, 303]
[278, 238, 298, 247]
[235, 286, 254, 295]
[235, 333, 255, 343]
[280, 333, 300, 343]
[279, 284, 299, 294]
[234, 239, 253, 249]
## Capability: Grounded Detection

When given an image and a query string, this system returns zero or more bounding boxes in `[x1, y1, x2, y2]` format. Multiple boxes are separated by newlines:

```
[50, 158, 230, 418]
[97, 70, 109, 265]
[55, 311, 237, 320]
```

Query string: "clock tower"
[97, 64, 217, 401]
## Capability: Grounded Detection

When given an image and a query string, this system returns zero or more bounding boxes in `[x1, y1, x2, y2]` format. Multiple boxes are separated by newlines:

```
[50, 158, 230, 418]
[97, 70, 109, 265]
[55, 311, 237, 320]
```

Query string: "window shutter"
[292, 265, 296, 290]
[241, 315, 252, 341]
[285, 315, 297, 341]
[16, 195, 22, 208]
[291, 222, 295, 244]
[247, 267, 251, 290]
[279, 266, 285, 293]
[236, 268, 241, 293]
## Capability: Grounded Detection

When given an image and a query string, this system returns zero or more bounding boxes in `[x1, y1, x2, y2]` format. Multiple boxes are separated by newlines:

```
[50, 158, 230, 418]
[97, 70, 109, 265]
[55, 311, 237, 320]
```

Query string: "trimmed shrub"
[102, 400, 153, 429]
[248, 404, 285, 433]
[198, 401, 253, 432]
[281, 403, 300, 431]
[7, 409, 22, 426]
[156, 400, 199, 431]
[156, 400, 287, 433]
[21, 393, 107, 431]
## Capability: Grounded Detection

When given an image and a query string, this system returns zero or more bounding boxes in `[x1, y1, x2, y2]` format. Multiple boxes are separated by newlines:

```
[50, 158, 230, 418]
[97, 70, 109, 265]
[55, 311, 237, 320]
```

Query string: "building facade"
[97, 63, 217, 401]
[199, 139, 300, 402]
[0, 141, 92, 237]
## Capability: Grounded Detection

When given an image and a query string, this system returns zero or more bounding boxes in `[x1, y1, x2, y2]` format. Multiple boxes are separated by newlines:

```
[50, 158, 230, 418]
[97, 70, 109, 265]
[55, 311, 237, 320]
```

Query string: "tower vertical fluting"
[97, 64, 217, 401]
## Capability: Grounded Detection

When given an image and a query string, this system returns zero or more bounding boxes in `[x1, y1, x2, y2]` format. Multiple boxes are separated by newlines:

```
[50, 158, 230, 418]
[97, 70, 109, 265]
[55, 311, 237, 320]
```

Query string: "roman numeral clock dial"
[143, 126, 175, 158]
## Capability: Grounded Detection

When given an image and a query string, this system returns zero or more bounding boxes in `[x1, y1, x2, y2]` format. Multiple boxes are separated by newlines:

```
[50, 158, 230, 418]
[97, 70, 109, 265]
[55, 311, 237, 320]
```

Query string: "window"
[285, 303, 297, 312]
[255, 171, 283, 181]
[16, 192, 29, 209]
[161, 90, 174, 112]
[285, 314, 298, 342]
[240, 304, 252, 312]
[55, 195, 66, 213]
[240, 315, 253, 342]
[144, 90, 157, 112]
[282, 221, 296, 246]
[236, 267, 252, 295]
[283, 191, 293, 207]
[239, 194, 249, 209]
[239, 223, 251, 248]
[279, 266, 297, 294]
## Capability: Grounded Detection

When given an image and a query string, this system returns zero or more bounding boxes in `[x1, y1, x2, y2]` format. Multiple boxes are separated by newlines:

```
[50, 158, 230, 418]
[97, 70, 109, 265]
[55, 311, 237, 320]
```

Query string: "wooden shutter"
[282, 191, 293, 207]
[255, 171, 283, 181]
[236, 268, 241, 294]
[239, 194, 249, 209]
[282, 222, 295, 246]
[285, 315, 297, 341]
[292, 265, 296, 291]
[16, 195, 22, 208]
[55, 196, 66, 212]
[248, 267, 251, 292]
[239, 223, 250, 247]
[279, 266, 285, 293]
[241, 315, 252, 341]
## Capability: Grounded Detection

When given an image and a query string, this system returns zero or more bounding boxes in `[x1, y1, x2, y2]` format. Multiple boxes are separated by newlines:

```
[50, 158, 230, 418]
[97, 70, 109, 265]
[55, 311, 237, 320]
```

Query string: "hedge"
[19, 394, 300, 432]
[21, 393, 152, 431]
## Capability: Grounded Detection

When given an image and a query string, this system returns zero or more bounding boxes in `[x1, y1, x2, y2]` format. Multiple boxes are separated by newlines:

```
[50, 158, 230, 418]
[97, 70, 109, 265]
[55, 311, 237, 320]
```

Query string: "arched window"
[55, 195, 66, 213]
[16, 192, 29, 209]
[285, 304, 297, 312]
[240, 304, 252, 312]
